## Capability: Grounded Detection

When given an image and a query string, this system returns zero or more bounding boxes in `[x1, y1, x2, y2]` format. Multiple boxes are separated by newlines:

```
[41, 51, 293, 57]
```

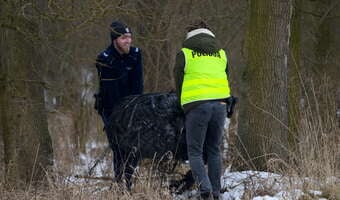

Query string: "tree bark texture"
[288, 0, 302, 149]
[0, 1, 53, 187]
[237, 0, 292, 170]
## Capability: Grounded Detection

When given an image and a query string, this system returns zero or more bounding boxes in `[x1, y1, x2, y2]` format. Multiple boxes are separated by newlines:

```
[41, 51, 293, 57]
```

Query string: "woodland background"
[0, 0, 339, 199]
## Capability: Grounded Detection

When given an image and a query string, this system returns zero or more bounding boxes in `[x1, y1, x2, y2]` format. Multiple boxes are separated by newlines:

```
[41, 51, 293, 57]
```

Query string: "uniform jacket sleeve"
[128, 48, 144, 95]
[224, 49, 229, 80]
[173, 51, 185, 99]
[226, 62, 229, 80]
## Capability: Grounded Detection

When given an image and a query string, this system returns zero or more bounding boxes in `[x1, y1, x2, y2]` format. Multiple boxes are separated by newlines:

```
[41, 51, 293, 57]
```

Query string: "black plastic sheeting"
[107, 92, 188, 161]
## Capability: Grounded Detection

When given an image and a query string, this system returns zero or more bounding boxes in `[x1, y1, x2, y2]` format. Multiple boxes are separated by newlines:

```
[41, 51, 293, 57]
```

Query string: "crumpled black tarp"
[107, 92, 188, 161]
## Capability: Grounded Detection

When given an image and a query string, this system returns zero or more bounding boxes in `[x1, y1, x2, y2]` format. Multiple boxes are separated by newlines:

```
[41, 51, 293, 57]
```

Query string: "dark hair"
[186, 20, 210, 32]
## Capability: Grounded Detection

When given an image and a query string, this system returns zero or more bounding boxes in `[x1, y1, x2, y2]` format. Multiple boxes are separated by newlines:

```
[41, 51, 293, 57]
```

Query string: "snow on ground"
[175, 169, 330, 200]
[70, 140, 113, 183]
[220, 170, 301, 200]
[68, 140, 331, 200]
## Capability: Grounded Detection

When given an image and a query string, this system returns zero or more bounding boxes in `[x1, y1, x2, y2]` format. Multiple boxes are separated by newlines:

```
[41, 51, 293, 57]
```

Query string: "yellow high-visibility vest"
[181, 48, 230, 106]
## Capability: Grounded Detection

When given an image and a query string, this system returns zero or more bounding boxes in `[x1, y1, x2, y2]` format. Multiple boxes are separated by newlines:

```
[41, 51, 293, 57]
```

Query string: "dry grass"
[1, 81, 339, 200]
[225, 79, 339, 199]
[265, 81, 340, 200]
[0, 105, 184, 199]
[292, 86, 338, 199]
[0, 169, 176, 200]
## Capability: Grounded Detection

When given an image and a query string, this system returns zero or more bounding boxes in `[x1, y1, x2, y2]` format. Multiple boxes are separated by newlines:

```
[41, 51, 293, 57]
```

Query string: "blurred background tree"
[0, 0, 53, 187]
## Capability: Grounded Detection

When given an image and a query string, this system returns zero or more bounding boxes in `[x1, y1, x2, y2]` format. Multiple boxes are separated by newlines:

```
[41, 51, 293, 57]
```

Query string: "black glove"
[225, 96, 238, 118]
[94, 93, 103, 114]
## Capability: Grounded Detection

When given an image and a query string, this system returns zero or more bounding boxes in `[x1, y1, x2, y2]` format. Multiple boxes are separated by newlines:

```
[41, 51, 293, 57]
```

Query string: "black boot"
[200, 192, 213, 200]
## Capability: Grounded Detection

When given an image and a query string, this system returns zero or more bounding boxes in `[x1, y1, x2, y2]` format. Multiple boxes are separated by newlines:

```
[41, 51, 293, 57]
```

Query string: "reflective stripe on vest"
[181, 48, 230, 106]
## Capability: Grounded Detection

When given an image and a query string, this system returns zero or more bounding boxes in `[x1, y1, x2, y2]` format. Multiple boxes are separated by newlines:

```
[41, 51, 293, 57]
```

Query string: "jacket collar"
[186, 28, 215, 40]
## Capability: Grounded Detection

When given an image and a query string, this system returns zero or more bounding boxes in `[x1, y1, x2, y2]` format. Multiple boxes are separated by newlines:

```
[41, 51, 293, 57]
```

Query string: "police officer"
[95, 21, 143, 187]
[95, 21, 143, 125]
[174, 21, 231, 200]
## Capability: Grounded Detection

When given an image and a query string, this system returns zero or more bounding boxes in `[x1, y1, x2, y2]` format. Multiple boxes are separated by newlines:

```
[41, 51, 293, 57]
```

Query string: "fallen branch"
[74, 174, 114, 181]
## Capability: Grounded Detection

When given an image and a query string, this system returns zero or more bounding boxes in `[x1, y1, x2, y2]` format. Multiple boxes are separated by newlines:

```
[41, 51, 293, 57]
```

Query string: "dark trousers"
[101, 110, 138, 189]
[185, 101, 226, 197]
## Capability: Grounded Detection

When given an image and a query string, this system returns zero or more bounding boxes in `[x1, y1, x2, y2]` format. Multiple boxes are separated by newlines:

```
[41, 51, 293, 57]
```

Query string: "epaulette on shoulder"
[99, 50, 109, 58]
[130, 47, 141, 54]
[102, 51, 109, 57]
[97, 48, 111, 62]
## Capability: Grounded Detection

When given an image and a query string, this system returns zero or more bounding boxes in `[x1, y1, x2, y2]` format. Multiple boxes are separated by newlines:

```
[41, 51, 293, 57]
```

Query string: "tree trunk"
[237, 0, 292, 170]
[288, 0, 302, 150]
[313, 0, 339, 121]
[300, 0, 339, 127]
[0, 1, 53, 188]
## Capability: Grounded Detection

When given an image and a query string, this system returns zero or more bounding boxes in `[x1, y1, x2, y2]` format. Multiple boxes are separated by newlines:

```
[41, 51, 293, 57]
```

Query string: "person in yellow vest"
[174, 21, 231, 200]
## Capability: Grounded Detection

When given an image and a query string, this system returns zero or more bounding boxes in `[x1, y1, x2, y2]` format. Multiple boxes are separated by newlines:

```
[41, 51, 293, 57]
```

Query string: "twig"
[74, 174, 113, 181]
[88, 146, 111, 176]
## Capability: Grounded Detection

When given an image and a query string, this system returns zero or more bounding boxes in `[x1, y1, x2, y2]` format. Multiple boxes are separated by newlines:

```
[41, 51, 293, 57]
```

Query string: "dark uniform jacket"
[173, 33, 229, 113]
[96, 45, 143, 112]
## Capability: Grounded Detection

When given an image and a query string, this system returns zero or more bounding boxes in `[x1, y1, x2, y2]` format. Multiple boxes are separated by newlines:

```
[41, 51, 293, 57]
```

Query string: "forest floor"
[0, 110, 339, 200]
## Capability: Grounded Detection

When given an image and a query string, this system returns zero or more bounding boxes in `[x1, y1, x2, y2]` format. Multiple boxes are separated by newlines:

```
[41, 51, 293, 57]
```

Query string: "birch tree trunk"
[237, 0, 292, 170]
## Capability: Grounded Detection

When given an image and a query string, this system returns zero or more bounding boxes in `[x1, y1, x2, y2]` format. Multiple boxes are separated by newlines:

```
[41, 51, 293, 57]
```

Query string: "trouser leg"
[101, 110, 125, 182]
[113, 148, 125, 181]
[124, 156, 139, 189]
[185, 103, 212, 194]
[206, 102, 225, 197]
